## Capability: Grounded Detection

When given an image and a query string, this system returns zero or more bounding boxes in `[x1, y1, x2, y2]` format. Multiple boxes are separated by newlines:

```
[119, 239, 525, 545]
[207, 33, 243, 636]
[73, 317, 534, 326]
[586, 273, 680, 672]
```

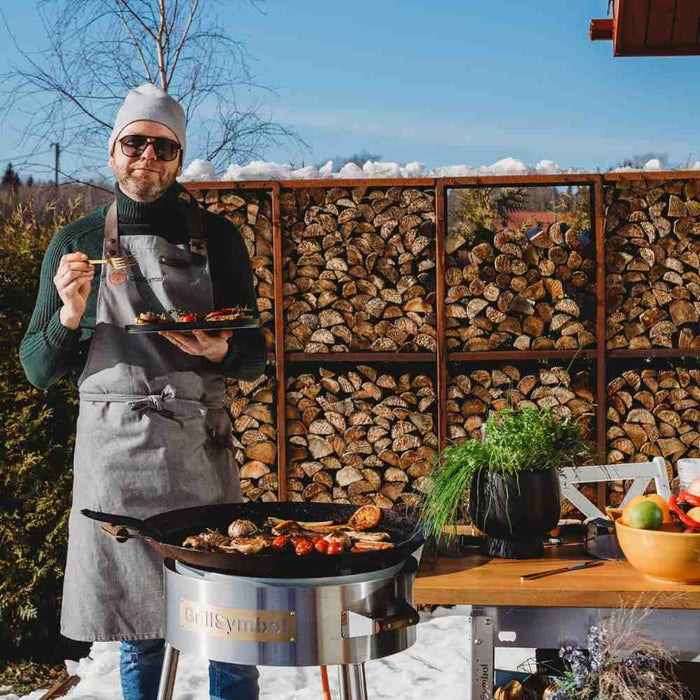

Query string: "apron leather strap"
[104, 201, 119, 258]
[179, 190, 207, 260]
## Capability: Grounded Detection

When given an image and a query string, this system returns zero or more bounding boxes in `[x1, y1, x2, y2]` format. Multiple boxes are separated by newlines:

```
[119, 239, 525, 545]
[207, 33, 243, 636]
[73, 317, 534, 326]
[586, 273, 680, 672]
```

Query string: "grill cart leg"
[338, 662, 368, 700]
[468, 607, 494, 700]
[156, 643, 180, 700]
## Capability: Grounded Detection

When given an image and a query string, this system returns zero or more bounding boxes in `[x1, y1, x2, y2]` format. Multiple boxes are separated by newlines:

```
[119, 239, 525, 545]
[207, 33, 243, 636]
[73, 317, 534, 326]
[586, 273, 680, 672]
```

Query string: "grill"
[83, 503, 425, 700]
[156, 553, 422, 700]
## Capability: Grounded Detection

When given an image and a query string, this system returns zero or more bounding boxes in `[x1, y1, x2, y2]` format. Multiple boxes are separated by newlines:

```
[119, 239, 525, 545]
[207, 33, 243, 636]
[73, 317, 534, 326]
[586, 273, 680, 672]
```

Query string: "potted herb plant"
[420, 406, 591, 558]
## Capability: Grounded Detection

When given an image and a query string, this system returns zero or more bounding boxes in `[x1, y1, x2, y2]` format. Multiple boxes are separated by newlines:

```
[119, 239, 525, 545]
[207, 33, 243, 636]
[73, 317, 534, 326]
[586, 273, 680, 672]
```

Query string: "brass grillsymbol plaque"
[179, 599, 296, 643]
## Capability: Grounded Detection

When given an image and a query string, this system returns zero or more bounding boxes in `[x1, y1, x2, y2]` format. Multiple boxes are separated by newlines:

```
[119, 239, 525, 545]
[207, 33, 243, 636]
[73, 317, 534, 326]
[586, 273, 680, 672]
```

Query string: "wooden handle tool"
[521, 560, 603, 581]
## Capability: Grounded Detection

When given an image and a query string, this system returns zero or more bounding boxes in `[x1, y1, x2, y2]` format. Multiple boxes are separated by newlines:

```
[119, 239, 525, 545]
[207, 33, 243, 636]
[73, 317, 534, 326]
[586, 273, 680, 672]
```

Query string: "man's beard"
[114, 162, 178, 202]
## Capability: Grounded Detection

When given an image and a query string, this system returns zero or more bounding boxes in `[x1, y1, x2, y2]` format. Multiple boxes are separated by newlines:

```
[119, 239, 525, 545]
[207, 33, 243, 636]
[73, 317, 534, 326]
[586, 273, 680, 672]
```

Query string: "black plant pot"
[469, 468, 561, 558]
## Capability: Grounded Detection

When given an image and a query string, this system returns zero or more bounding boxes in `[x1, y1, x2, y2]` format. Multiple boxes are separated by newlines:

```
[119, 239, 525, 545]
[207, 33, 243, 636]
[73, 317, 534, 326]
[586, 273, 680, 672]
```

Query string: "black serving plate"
[125, 318, 260, 334]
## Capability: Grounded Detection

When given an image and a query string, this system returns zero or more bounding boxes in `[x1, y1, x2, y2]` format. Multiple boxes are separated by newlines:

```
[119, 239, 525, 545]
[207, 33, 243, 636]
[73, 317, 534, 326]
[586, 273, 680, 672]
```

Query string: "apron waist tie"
[79, 387, 225, 428]
[127, 392, 183, 428]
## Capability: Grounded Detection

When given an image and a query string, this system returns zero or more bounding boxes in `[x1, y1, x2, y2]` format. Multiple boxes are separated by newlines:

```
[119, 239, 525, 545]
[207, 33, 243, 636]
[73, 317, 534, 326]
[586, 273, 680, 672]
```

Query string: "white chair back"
[558, 457, 670, 521]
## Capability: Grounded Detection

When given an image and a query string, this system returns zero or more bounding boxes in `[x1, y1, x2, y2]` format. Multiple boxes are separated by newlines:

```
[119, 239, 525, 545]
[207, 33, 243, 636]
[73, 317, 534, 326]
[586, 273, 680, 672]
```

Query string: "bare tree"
[0, 0, 304, 182]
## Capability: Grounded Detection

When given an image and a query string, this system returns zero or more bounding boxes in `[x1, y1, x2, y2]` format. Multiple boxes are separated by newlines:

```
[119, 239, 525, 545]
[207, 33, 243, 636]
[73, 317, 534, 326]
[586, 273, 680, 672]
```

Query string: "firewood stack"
[285, 366, 438, 510]
[226, 372, 278, 502]
[196, 189, 276, 348]
[280, 187, 438, 353]
[605, 179, 700, 349]
[447, 365, 595, 442]
[606, 367, 700, 503]
[445, 223, 596, 351]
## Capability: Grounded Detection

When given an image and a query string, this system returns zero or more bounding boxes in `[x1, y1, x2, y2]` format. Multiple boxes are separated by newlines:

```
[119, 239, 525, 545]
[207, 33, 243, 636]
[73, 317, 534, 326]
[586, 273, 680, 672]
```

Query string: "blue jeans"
[120, 639, 260, 700]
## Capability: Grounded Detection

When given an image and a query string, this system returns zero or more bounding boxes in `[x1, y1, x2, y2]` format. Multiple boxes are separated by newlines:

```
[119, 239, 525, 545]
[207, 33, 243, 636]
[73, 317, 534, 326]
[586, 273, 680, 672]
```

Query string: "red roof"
[504, 210, 556, 230]
[591, 0, 700, 57]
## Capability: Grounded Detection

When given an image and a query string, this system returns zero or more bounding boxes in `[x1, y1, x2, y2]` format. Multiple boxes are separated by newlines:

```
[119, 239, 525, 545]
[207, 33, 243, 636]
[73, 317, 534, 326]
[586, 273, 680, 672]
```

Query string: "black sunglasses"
[119, 135, 181, 162]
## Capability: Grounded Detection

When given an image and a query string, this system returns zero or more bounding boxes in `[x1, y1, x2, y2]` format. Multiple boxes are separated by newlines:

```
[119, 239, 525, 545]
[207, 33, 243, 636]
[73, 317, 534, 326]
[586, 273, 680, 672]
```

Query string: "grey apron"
[61, 200, 242, 641]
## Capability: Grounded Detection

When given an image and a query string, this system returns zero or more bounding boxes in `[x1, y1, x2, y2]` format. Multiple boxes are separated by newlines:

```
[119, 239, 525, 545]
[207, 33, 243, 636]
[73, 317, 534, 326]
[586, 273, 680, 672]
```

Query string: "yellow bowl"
[615, 521, 700, 584]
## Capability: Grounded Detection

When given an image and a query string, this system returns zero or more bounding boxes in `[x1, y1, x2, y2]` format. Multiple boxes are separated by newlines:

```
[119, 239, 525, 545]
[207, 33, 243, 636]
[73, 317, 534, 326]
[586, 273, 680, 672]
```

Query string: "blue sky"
[1, 0, 699, 179]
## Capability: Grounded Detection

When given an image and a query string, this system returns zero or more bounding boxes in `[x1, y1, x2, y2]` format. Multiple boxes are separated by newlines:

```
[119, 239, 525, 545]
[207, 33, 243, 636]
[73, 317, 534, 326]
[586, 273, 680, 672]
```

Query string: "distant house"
[504, 210, 556, 230]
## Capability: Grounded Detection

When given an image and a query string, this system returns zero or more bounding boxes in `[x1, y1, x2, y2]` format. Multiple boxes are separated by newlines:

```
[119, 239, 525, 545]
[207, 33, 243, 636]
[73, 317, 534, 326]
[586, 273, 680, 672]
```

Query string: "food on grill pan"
[181, 505, 395, 556]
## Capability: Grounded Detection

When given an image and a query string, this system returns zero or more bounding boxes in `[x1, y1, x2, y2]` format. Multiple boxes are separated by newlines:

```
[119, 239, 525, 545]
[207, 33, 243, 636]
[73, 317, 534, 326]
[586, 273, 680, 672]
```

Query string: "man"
[20, 83, 265, 699]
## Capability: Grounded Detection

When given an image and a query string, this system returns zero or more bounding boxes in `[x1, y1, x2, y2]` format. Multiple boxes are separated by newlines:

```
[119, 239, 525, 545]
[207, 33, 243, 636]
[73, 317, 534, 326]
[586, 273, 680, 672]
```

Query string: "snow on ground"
[180, 156, 700, 183]
[0, 607, 534, 700]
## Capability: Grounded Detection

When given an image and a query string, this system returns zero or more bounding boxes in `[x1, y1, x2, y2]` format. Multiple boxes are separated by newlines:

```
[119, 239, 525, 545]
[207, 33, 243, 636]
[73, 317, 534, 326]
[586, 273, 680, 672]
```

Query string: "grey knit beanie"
[108, 83, 186, 161]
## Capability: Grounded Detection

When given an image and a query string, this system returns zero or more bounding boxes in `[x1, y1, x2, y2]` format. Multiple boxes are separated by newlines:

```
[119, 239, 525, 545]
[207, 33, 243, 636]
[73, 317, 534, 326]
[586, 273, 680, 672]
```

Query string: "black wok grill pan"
[81, 502, 425, 578]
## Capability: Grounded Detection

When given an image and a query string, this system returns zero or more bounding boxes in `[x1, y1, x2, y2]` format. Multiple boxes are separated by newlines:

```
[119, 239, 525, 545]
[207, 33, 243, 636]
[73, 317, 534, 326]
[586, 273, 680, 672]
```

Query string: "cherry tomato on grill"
[179, 314, 197, 323]
[326, 542, 343, 555]
[314, 539, 329, 554]
[272, 535, 289, 549]
[293, 538, 313, 556]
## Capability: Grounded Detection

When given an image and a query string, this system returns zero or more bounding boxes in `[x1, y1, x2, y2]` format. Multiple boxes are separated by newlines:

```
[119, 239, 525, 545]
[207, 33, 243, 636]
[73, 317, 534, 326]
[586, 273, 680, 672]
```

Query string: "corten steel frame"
[184, 171, 700, 507]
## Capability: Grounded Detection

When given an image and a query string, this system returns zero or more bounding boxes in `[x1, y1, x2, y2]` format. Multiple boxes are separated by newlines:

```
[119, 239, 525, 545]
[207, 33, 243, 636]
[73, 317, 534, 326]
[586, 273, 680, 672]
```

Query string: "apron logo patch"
[130, 273, 165, 284]
[108, 269, 127, 286]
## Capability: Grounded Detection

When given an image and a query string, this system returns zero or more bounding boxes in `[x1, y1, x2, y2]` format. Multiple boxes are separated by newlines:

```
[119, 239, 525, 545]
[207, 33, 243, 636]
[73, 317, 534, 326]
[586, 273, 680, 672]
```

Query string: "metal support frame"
[156, 643, 180, 700]
[467, 605, 700, 699]
[467, 611, 494, 700]
[338, 663, 368, 700]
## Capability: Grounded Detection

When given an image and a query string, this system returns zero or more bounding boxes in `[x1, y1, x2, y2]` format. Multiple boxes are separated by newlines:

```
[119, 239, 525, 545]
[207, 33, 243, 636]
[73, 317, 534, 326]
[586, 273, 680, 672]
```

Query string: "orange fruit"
[620, 494, 672, 525]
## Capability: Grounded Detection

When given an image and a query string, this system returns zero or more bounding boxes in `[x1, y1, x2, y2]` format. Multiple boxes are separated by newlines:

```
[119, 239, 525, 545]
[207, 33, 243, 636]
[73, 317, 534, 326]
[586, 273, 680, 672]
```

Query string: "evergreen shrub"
[0, 196, 84, 656]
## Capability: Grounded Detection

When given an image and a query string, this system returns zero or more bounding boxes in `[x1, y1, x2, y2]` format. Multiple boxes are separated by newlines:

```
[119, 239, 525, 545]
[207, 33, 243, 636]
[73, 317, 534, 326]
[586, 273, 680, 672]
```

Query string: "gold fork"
[87, 254, 138, 269]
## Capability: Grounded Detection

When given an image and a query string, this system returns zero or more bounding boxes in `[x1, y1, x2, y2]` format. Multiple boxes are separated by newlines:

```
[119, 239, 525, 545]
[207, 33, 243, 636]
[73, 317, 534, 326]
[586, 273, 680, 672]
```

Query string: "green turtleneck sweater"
[20, 184, 267, 390]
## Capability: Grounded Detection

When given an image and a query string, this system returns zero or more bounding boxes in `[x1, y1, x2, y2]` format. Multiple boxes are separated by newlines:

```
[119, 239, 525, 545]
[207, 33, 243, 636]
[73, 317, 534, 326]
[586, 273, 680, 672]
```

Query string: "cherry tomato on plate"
[272, 535, 289, 549]
[314, 539, 329, 554]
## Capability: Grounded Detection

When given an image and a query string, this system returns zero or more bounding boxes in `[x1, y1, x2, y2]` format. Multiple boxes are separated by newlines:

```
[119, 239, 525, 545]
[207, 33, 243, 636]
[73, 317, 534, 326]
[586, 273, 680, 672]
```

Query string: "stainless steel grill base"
[157, 554, 421, 699]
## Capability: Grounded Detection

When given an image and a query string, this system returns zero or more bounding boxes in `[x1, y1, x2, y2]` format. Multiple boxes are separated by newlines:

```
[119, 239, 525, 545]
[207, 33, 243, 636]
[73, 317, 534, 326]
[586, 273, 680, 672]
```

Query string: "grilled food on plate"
[181, 505, 395, 556]
[133, 306, 253, 325]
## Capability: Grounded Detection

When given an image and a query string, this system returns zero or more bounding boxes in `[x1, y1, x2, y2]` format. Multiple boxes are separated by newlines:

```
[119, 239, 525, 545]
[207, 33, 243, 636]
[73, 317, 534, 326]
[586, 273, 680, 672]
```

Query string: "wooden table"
[414, 545, 700, 700]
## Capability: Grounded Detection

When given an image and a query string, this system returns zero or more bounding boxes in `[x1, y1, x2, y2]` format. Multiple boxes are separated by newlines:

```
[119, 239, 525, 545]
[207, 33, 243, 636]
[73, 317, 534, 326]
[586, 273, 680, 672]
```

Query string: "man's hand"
[54, 252, 94, 329]
[158, 329, 233, 363]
